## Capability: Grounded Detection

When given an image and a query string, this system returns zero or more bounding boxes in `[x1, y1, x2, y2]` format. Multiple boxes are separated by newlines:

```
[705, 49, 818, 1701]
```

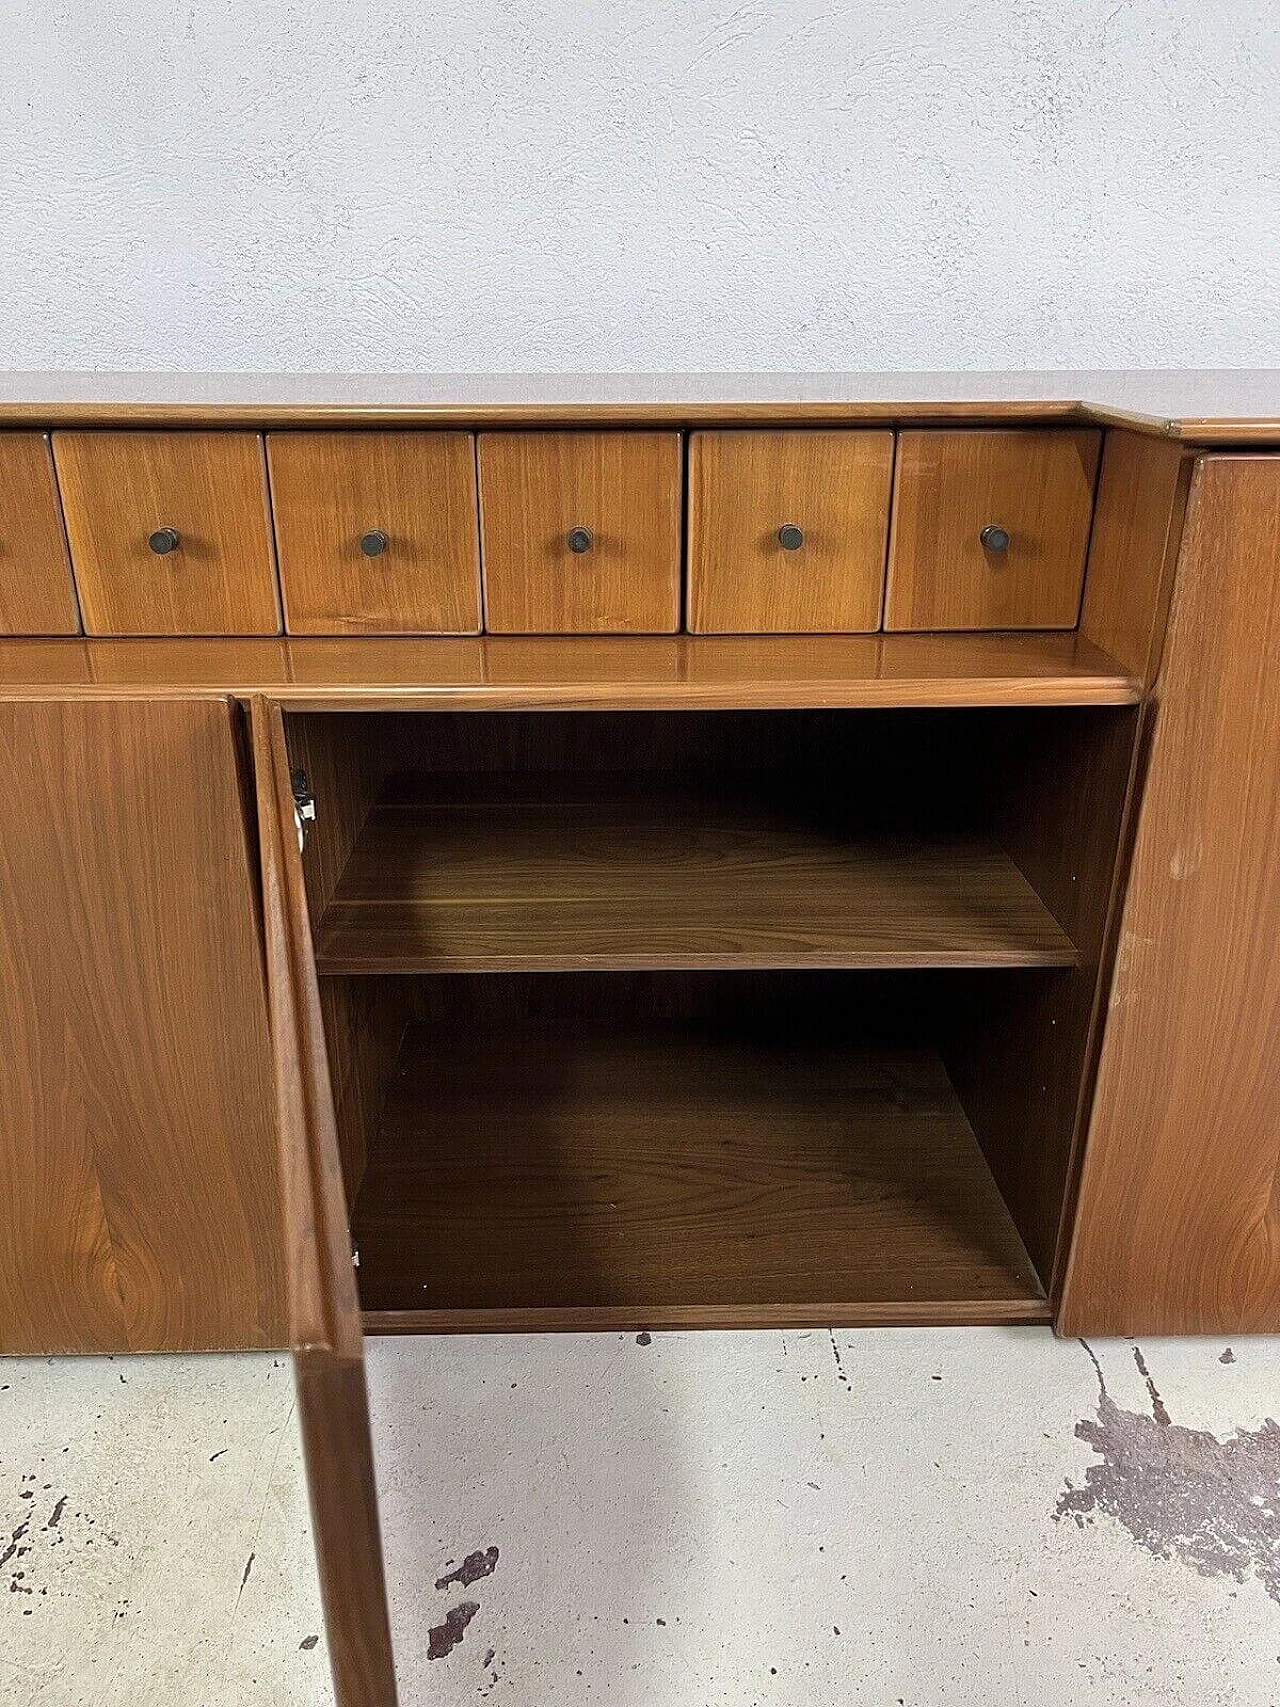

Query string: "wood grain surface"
[351, 1023, 1046, 1325]
[249, 699, 361, 1357]
[0, 631, 1140, 707]
[316, 779, 1078, 974]
[2, 370, 1278, 439]
[295, 1351, 399, 1707]
[687, 429, 893, 632]
[53, 430, 281, 635]
[885, 429, 1101, 631]
[250, 699, 399, 1704]
[479, 431, 682, 632]
[0, 433, 80, 634]
[268, 430, 481, 635]
[281, 705, 407, 1202]
[1059, 455, 1280, 1335]
[0, 697, 285, 1353]
[941, 706, 1141, 1287]
[1077, 430, 1193, 683]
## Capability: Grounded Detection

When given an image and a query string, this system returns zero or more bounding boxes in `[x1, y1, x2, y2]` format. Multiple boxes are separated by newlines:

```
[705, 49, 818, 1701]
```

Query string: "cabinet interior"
[284, 704, 1137, 1329]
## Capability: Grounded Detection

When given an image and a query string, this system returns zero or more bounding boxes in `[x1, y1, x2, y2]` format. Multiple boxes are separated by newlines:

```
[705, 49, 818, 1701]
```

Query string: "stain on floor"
[428, 1599, 480, 1660]
[435, 1545, 499, 1590]
[5, 1333, 1280, 1705]
[1057, 1341, 1280, 1602]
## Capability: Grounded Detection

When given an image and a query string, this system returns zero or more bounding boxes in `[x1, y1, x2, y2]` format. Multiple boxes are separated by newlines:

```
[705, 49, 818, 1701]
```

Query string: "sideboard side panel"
[0, 696, 287, 1352]
[1059, 455, 1280, 1335]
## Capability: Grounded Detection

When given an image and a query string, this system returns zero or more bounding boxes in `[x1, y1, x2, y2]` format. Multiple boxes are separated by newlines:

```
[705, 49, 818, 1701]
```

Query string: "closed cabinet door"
[54, 431, 281, 635]
[0, 697, 286, 1352]
[687, 429, 893, 632]
[885, 429, 1101, 631]
[0, 433, 80, 634]
[268, 431, 481, 634]
[479, 430, 682, 632]
[1059, 456, 1280, 1335]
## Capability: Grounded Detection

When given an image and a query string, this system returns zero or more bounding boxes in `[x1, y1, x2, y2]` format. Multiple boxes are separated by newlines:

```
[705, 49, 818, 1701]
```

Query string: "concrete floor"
[1, 1330, 1277, 1705]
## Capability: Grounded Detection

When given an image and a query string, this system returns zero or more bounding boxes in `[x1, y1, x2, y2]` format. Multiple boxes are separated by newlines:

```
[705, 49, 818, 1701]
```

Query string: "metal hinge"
[291, 767, 317, 851]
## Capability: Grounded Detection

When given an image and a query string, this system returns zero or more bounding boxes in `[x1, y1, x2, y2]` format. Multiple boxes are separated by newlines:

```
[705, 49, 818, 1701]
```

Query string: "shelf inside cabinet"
[352, 1018, 1049, 1330]
[315, 777, 1078, 974]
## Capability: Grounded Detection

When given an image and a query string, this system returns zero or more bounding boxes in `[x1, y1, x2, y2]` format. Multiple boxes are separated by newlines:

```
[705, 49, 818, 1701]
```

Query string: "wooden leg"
[295, 1349, 398, 1706]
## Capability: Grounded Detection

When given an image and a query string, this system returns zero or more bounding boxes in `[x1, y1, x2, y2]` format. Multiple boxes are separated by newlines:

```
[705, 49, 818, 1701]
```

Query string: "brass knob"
[980, 524, 1011, 553]
[567, 526, 593, 554]
[359, 530, 389, 558]
[148, 527, 180, 555]
[778, 524, 804, 551]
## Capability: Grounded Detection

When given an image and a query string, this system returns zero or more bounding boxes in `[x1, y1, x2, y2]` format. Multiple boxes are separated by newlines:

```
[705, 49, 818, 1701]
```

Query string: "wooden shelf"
[0, 631, 1139, 707]
[316, 779, 1078, 974]
[352, 1023, 1049, 1329]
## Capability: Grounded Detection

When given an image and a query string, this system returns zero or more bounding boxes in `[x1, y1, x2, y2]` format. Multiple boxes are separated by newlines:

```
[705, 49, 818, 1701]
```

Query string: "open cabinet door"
[248, 697, 399, 1707]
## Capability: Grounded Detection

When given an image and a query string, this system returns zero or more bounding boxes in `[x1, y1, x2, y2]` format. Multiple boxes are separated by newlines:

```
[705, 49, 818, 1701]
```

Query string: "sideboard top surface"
[1, 370, 1278, 441]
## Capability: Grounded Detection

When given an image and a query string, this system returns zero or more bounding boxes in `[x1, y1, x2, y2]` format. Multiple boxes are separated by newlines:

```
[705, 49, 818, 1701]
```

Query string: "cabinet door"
[248, 698, 398, 1707]
[1060, 455, 1280, 1335]
[0, 696, 285, 1352]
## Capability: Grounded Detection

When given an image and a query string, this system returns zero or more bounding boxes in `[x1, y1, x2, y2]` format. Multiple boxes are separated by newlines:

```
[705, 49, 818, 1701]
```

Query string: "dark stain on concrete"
[828, 1329, 850, 1389]
[1056, 1340, 1280, 1602]
[1130, 1343, 1171, 1426]
[1220, 1348, 1236, 1365]
[636, 1330, 652, 1346]
[299, 1634, 320, 1651]
[435, 1545, 498, 1590]
[1, 1516, 31, 1570]
[428, 1600, 479, 1660]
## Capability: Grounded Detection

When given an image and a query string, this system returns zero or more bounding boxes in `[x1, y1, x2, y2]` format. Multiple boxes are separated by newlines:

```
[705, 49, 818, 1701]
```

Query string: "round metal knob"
[777, 524, 805, 551]
[148, 527, 180, 555]
[980, 524, 1011, 553]
[359, 530, 389, 558]
[566, 526, 593, 554]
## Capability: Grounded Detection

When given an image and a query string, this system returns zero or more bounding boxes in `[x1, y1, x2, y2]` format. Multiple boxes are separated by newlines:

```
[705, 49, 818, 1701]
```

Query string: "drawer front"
[268, 431, 481, 635]
[885, 429, 1102, 631]
[0, 433, 79, 634]
[687, 429, 893, 632]
[54, 431, 280, 636]
[479, 431, 682, 633]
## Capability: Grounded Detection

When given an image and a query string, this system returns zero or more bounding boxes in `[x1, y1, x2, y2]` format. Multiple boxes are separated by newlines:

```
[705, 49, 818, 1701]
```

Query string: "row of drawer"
[0, 426, 1102, 638]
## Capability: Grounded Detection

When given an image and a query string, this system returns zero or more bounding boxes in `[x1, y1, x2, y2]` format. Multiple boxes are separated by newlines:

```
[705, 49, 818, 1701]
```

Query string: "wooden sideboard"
[1, 373, 1277, 1706]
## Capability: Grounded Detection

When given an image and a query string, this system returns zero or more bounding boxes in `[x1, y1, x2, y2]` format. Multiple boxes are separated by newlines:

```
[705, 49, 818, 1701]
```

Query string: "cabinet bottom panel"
[349, 1000, 1048, 1328]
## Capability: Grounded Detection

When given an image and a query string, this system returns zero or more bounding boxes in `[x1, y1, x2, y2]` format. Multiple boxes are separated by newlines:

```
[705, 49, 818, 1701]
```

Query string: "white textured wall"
[2, 1, 1276, 372]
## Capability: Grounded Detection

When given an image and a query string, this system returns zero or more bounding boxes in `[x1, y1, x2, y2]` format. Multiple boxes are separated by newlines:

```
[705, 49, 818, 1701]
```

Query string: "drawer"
[885, 429, 1102, 631]
[0, 433, 79, 634]
[687, 429, 893, 632]
[53, 431, 280, 636]
[268, 432, 481, 635]
[479, 431, 682, 633]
